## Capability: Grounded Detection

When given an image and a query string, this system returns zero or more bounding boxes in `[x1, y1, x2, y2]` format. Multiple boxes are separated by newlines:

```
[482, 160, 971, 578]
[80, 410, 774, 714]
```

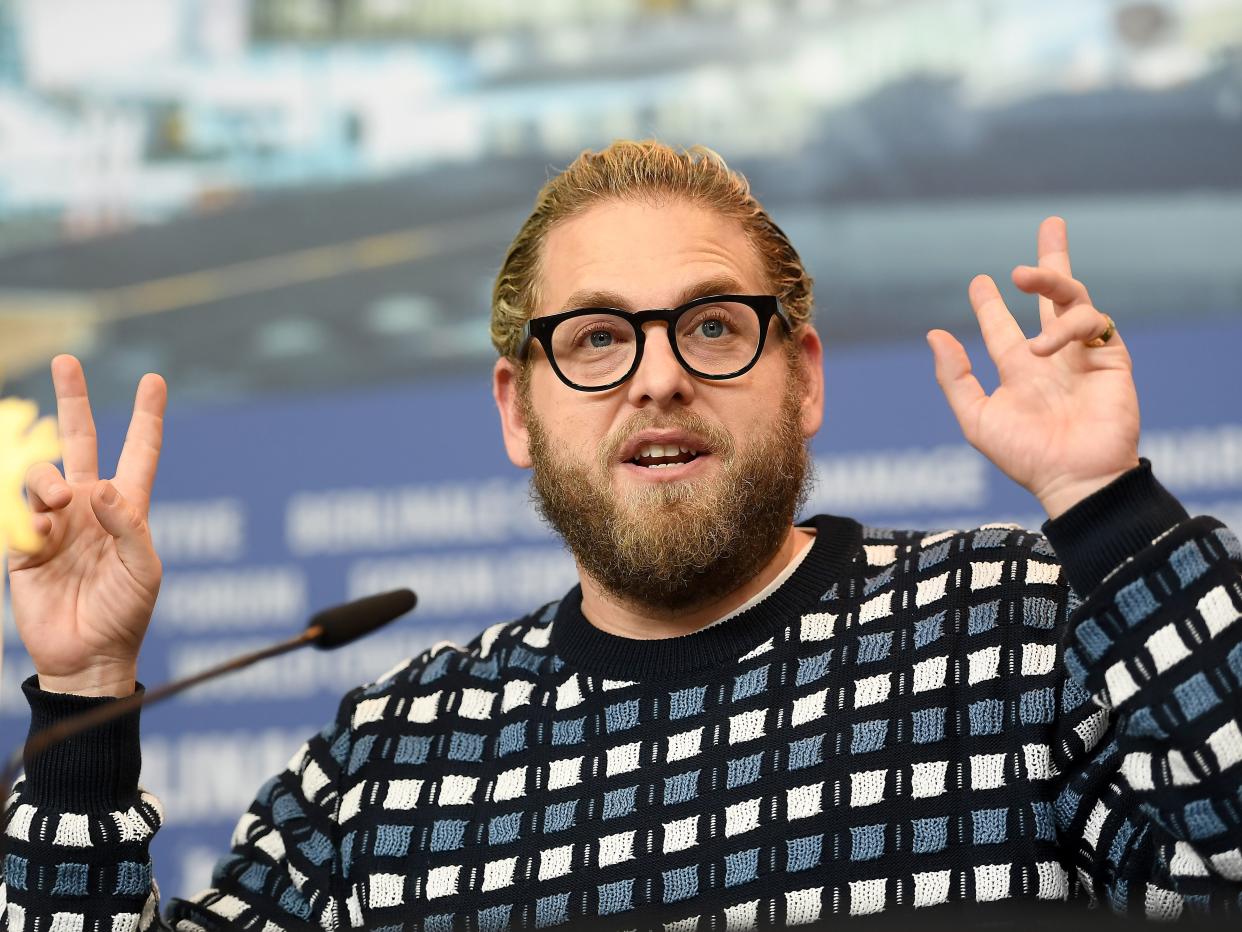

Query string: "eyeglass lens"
[549, 301, 763, 387]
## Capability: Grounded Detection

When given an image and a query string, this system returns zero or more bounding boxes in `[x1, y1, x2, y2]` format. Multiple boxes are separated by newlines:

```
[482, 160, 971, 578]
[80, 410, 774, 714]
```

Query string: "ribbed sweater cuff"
[22, 675, 143, 812]
[1042, 459, 1188, 597]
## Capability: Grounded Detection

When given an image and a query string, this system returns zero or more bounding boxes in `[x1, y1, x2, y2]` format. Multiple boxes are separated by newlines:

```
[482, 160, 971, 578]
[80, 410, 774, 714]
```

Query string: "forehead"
[537, 199, 767, 313]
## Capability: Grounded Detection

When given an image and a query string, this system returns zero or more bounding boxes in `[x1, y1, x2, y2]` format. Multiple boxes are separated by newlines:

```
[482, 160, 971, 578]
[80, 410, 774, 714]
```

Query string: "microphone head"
[308, 588, 417, 649]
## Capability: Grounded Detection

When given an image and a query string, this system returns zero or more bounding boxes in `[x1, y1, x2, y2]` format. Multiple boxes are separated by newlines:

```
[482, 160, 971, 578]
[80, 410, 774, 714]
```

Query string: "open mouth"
[629, 442, 705, 469]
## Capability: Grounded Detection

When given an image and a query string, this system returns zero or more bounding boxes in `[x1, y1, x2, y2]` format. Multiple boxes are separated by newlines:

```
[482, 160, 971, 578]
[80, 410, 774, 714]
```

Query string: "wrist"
[1042, 460, 1188, 597]
[38, 665, 138, 698]
[1035, 460, 1141, 520]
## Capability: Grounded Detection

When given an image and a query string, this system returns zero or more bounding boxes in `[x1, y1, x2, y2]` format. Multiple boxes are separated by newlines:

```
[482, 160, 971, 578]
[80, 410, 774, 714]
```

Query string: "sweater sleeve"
[1043, 461, 1242, 919]
[3, 677, 359, 930]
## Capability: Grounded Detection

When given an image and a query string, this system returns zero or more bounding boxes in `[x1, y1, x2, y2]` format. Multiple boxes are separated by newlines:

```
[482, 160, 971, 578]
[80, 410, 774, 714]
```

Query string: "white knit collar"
[700, 529, 818, 632]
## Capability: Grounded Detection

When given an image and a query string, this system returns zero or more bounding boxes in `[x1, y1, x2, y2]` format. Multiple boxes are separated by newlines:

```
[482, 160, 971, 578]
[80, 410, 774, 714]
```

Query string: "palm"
[929, 218, 1141, 517]
[11, 487, 151, 673]
[7, 357, 165, 694]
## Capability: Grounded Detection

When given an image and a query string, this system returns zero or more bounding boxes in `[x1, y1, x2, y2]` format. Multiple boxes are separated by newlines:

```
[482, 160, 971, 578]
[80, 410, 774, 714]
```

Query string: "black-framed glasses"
[517, 294, 792, 392]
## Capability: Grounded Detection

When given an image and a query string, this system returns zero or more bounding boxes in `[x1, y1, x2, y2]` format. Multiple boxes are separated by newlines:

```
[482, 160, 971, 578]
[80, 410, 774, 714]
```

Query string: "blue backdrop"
[4, 315, 1241, 898]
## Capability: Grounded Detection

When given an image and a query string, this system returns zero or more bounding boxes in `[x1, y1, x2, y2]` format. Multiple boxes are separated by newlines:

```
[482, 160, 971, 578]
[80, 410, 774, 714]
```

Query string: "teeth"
[636, 442, 699, 459]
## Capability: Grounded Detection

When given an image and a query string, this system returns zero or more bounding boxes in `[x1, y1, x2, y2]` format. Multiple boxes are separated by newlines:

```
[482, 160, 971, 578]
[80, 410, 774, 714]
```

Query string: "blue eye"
[700, 320, 726, 338]
[589, 331, 614, 347]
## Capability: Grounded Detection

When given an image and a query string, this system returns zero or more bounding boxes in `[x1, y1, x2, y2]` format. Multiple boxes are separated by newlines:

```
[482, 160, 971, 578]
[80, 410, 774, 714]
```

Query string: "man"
[5, 141, 1241, 929]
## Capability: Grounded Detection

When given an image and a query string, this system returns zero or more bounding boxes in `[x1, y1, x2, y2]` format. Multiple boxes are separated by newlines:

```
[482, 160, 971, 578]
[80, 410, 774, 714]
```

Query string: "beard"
[524, 371, 811, 615]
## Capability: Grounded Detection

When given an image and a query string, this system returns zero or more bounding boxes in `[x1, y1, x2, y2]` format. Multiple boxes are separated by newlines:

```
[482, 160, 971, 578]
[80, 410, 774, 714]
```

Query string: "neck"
[576, 524, 815, 640]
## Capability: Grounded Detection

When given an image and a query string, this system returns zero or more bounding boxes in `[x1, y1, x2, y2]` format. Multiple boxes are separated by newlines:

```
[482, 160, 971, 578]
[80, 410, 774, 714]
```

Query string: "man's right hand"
[7, 355, 167, 697]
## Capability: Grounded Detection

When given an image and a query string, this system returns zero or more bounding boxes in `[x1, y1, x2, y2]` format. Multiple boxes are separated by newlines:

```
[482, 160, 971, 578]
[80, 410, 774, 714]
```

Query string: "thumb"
[90, 480, 161, 588]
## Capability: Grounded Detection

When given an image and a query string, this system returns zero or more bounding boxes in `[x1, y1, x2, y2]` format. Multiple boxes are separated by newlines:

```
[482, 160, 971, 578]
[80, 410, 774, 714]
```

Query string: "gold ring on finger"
[1084, 314, 1116, 348]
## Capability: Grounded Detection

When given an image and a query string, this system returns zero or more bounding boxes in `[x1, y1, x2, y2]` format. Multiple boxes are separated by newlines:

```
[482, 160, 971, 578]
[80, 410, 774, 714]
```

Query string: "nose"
[625, 322, 696, 409]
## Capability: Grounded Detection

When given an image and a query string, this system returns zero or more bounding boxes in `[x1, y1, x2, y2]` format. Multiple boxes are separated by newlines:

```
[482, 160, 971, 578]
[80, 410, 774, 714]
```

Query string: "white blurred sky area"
[0, 0, 1240, 405]
[2, 0, 1240, 232]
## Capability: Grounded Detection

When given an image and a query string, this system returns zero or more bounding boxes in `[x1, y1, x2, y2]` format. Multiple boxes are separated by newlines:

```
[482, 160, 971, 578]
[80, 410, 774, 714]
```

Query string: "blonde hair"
[490, 140, 814, 358]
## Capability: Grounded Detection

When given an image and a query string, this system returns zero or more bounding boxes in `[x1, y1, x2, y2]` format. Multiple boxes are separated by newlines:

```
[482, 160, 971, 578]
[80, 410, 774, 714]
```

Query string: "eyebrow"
[559, 276, 748, 312]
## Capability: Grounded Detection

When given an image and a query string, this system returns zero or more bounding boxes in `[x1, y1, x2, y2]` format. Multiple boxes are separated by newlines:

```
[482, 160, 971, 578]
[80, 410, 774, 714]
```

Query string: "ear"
[494, 356, 534, 468]
[794, 324, 824, 438]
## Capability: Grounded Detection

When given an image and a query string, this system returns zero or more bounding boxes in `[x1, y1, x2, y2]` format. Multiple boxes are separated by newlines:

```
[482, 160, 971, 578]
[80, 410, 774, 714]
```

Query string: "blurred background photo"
[1, 0, 1240, 897]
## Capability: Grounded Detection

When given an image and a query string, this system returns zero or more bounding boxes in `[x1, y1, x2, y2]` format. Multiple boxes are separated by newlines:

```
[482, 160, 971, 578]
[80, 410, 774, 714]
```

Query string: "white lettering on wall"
[805, 444, 987, 514]
[149, 499, 245, 562]
[154, 567, 308, 631]
[346, 546, 577, 616]
[142, 727, 313, 822]
[1142, 425, 1242, 492]
[285, 478, 548, 555]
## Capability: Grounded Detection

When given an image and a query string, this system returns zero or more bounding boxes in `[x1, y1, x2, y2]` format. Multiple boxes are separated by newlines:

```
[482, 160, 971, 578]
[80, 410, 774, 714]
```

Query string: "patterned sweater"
[5, 463, 1242, 930]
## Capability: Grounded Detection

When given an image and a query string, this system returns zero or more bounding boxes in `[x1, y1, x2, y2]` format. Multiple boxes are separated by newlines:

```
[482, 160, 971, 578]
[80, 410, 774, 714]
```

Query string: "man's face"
[494, 198, 824, 613]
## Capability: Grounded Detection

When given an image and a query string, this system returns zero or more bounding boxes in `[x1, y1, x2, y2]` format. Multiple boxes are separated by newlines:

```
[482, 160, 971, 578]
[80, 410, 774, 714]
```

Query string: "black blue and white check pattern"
[5, 469, 1242, 929]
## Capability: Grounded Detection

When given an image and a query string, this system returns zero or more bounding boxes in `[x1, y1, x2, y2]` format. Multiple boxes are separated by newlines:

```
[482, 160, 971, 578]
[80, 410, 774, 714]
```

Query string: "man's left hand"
[927, 216, 1141, 519]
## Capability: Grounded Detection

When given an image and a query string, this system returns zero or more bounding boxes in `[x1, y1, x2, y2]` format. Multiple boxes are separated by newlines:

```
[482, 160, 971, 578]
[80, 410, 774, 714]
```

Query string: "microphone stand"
[1, 624, 324, 794]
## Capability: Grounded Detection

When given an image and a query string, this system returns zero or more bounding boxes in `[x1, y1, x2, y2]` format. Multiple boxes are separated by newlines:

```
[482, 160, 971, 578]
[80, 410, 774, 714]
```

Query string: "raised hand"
[927, 217, 1141, 519]
[7, 356, 167, 697]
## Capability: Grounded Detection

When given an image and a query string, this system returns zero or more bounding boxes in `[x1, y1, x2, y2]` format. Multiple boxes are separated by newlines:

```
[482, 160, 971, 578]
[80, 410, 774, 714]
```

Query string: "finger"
[927, 329, 987, 443]
[51, 354, 99, 483]
[1036, 216, 1072, 328]
[6, 510, 59, 562]
[968, 275, 1027, 369]
[1011, 266, 1092, 310]
[1037, 216, 1073, 277]
[26, 511, 57, 550]
[115, 373, 167, 514]
[25, 462, 72, 513]
[90, 480, 161, 587]
[1028, 304, 1123, 357]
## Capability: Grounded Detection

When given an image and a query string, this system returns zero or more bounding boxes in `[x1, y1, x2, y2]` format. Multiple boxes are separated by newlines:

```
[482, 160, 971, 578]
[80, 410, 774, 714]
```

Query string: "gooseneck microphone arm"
[20, 628, 315, 768]
[2, 588, 417, 819]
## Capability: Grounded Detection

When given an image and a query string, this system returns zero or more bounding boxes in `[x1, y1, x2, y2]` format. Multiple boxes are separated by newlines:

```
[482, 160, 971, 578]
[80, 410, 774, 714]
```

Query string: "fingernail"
[99, 483, 118, 505]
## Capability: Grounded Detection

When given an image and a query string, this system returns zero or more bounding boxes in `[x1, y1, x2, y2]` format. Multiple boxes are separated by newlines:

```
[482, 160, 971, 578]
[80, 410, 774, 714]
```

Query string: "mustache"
[596, 409, 737, 472]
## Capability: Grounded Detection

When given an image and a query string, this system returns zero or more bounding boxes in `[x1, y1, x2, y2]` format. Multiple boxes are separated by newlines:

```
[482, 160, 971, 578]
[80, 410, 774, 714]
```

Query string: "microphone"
[3, 588, 417, 795]
[309, 587, 416, 649]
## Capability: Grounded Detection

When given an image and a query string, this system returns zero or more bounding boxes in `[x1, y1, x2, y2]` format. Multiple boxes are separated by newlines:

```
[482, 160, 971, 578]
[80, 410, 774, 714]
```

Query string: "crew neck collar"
[548, 514, 861, 681]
